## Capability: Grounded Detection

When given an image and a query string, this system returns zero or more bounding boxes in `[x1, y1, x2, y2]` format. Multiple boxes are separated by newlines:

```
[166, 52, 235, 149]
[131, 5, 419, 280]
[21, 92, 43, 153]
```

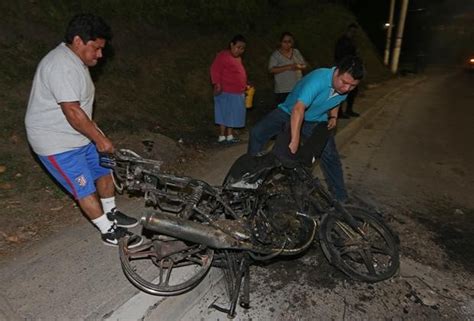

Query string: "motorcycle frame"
[102, 150, 393, 318]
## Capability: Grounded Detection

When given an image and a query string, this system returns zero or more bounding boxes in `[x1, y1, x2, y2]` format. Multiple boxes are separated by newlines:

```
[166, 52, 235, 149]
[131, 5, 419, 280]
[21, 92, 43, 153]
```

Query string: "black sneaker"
[101, 224, 144, 248]
[347, 111, 360, 117]
[106, 208, 139, 228]
[338, 112, 350, 119]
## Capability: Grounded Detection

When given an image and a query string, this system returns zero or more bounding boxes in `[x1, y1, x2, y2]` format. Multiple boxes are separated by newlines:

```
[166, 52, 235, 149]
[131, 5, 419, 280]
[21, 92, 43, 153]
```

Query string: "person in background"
[334, 23, 360, 118]
[24, 14, 142, 247]
[210, 34, 248, 144]
[268, 32, 308, 106]
[248, 56, 365, 203]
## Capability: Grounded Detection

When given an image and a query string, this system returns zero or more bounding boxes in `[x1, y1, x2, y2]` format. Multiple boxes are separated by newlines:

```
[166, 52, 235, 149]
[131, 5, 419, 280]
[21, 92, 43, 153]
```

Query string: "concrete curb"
[105, 268, 223, 321]
[0, 294, 22, 321]
[107, 75, 427, 321]
[144, 268, 224, 321]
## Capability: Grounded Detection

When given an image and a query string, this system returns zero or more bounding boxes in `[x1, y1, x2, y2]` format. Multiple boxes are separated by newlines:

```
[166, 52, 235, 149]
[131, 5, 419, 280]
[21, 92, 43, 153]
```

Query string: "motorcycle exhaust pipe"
[141, 211, 246, 250]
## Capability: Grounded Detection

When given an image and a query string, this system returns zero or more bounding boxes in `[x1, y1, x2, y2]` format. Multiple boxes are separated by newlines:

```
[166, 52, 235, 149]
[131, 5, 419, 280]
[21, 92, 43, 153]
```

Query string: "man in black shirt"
[334, 23, 360, 118]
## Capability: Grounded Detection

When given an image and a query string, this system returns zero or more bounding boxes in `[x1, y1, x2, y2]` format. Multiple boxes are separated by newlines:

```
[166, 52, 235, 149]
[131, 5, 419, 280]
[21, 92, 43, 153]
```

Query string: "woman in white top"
[268, 32, 308, 106]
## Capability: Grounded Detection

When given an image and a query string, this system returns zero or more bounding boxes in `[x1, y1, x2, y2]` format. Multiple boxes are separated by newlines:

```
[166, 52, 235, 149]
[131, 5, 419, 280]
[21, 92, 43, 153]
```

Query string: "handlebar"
[99, 149, 163, 193]
[100, 149, 163, 170]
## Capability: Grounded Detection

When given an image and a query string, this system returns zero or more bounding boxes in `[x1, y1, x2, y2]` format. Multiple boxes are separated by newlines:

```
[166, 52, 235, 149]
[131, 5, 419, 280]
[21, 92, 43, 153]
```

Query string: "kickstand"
[239, 262, 250, 309]
[209, 256, 248, 318]
[209, 299, 234, 316]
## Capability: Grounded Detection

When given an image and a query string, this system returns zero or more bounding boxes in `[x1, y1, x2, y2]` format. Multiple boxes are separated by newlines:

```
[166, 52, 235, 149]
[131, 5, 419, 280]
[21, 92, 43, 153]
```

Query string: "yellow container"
[245, 86, 255, 108]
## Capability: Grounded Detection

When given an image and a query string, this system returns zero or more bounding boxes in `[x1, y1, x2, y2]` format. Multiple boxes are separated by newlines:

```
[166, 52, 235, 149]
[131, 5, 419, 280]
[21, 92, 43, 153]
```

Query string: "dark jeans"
[339, 86, 358, 115]
[275, 92, 289, 107]
[320, 134, 348, 201]
[248, 108, 348, 201]
[346, 86, 358, 113]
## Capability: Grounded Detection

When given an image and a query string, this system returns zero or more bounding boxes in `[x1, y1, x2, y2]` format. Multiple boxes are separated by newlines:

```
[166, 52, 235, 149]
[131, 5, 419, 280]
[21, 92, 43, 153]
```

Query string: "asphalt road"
[178, 68, 474, 320]
[1, 68, 472, 321]
[345, 68, 474, 210]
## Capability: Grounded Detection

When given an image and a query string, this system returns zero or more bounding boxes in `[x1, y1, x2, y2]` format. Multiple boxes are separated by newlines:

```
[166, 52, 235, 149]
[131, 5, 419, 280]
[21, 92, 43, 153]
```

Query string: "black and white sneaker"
[101, 224, 144, 248]
[106, 208, 139, 228]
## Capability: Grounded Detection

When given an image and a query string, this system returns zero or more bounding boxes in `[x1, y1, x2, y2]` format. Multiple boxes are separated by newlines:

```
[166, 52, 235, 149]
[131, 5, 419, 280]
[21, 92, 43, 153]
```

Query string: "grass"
[0, 0, 392, 219]
[0, 0, 397, 257]
[1, 1, 392, 140]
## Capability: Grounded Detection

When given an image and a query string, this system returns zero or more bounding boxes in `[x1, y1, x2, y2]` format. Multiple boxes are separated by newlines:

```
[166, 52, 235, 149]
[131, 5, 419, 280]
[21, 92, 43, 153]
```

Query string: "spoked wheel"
[319, 206, 399, 282]
[119, 235, 214, 295]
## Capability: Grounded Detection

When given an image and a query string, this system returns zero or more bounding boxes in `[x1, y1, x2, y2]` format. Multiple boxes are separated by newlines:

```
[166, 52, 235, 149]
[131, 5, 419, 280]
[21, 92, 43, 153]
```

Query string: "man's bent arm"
[289, 101, 306, 154]
[60, 102, 114, 153]
[327, 106, 339, 130]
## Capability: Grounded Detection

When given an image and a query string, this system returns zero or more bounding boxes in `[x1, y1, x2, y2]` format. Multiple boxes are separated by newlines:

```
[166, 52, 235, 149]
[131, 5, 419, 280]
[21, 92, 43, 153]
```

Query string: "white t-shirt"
[268, 48, 307, 94]
[25, 42, 95, 156]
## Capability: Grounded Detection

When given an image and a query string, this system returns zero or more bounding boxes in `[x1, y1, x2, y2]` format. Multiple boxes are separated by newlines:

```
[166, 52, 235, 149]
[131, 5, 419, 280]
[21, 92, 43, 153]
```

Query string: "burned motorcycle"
[100, 126, 399, 318]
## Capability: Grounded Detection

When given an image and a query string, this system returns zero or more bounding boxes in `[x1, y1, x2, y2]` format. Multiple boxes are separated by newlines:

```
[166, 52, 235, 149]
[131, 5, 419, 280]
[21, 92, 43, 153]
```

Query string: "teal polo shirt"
[278, 67, 347, 122]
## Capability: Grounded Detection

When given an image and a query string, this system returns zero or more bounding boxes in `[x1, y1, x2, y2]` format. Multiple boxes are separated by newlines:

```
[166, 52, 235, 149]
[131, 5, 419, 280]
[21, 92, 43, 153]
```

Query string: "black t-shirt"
[334, 35, 356, 62]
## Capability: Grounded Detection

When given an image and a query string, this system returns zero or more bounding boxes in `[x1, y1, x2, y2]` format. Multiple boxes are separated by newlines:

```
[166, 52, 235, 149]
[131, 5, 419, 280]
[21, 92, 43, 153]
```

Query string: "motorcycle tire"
[319, 206, 400, 283]
[119, 236, 214, 296]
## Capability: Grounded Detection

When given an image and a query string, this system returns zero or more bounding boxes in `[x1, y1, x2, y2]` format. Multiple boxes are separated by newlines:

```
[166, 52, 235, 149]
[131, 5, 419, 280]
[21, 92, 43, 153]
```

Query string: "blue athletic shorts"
[38, 143, 111, 200]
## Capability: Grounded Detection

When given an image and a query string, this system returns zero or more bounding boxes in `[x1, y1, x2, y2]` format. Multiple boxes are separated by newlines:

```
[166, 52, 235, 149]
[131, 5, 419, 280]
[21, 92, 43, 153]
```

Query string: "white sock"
[226, 135, 234, 141]
[92, 214, 114, 233]
[101, 197, 116, 214]
[218, 135, 226, 142]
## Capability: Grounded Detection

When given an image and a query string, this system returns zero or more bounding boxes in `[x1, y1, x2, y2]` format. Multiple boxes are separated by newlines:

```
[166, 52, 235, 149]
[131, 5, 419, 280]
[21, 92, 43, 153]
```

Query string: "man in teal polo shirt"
[248, 55, 364, 202]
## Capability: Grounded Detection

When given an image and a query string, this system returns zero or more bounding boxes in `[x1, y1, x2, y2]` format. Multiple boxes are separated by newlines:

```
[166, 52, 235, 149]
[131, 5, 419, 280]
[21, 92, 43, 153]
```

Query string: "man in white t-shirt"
[25, 14, 142, 247]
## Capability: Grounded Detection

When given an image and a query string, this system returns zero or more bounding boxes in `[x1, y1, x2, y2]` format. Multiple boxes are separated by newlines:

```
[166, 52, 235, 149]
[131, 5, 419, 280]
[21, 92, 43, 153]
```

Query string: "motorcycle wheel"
[319, 206, 399, 282]
[119, 236, 214, 296]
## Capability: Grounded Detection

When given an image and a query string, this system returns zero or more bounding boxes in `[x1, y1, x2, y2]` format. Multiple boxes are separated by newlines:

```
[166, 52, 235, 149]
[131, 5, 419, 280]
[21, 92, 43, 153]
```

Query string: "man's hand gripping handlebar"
[99, 149, 163, 192]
